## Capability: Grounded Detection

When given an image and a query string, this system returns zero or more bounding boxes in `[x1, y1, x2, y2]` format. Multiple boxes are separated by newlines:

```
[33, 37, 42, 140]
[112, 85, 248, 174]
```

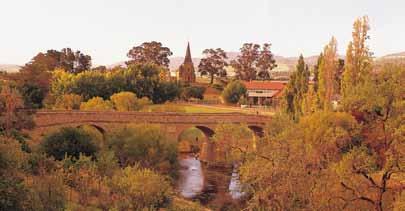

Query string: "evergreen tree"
[313, 53, 323, 93]
[284, 55, 310, 120]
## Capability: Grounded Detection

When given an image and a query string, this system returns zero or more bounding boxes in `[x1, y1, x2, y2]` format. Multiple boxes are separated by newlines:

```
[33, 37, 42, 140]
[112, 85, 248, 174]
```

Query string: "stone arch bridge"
[30, 111, 272, 162]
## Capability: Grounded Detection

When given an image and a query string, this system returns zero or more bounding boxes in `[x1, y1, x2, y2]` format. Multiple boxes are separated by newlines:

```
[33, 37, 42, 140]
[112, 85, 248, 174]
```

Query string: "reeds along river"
[177, 154, 244, 208]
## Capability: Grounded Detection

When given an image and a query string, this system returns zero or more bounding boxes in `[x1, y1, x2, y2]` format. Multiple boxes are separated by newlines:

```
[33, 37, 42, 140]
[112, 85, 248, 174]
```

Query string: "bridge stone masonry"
[30, 110, 272, 163]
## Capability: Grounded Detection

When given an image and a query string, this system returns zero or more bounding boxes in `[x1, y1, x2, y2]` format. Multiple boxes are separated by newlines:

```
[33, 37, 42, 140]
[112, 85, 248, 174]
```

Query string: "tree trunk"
[210, 74, 214, 84]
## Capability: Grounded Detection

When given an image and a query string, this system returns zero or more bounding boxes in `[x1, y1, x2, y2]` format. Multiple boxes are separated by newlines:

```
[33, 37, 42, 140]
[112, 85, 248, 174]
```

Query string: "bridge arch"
[248, 125, 265, 138]
[77, 124, 106, 135]
[177, 125, 216, 162]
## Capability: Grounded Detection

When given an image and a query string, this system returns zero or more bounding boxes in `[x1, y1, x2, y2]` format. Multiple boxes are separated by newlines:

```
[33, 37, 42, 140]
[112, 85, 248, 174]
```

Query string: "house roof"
[243, 81, 287, 90]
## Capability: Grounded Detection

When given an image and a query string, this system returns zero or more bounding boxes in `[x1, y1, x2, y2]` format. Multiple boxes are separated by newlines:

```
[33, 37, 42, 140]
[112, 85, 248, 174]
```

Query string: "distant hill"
[0, 64, 21, 73]
[168, 53, 321, 72]
[380, 52, 405, 59]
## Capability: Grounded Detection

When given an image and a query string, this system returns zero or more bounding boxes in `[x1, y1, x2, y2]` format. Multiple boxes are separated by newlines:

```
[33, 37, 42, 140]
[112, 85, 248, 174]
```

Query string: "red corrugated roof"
[243, 81, 286, 90]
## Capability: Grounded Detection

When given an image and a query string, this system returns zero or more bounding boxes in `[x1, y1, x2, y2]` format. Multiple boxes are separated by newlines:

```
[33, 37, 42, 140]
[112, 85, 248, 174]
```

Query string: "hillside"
[0, 64, 21, 73]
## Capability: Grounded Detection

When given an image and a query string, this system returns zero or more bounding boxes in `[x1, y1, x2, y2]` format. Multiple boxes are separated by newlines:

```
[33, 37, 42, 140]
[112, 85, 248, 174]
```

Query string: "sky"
[0, 0, 404, 65]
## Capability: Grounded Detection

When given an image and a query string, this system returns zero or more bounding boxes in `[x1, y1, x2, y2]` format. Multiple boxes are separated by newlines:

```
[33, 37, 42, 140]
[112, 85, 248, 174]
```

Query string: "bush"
[54, 94, 83, 110]
[110, 91, 151, 111]
[222, 80, 247, 104]
[107, 124, 177, 174]
[152, 82, 181, 104]
[41, 127, 98, 160]
[109, 166, 172, 210]
[181, 86, 206, 100]
[80, 97, 113, 111]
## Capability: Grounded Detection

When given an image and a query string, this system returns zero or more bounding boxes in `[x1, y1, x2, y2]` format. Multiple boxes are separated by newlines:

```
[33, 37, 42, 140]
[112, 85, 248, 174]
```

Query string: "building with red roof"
[243, 81, 287, 105]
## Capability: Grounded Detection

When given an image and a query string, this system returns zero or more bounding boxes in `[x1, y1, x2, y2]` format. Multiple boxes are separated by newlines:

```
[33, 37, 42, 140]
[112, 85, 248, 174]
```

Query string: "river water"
[177, 154, 205, 198]
[177, 154, 244, 206]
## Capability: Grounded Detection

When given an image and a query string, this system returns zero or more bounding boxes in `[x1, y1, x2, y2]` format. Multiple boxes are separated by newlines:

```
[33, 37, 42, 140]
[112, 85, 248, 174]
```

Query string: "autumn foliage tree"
[16, 48, 91, 108]
[341, 16, 373, 108]
[0, 84, 34, 136]
[198, 48, 228, 84]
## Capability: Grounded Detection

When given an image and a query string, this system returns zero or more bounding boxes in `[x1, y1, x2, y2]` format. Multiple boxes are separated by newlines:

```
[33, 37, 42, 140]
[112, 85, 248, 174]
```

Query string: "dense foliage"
[51, 63, 179, 104]
[231, 43, 277, 81]
[107, 124, 178, 176]
[181, 85, 206, 100]
[221, 80, 247, 104]
[198, 48, 228, 84]
[41, 127, 99, 160]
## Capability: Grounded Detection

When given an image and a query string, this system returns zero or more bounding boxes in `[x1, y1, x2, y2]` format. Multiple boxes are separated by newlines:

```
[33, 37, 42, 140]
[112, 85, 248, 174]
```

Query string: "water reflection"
[177, 154, 204, 198]
[229, 164, 244, 199]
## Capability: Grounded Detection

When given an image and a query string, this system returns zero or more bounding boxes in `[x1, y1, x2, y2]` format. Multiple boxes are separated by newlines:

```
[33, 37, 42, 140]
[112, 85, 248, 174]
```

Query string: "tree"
[22, 48, 92, 74]
[221, 80, 247, 104]
[198, 48, 228, 84]
[17, 63, 52, 108]
[71, 71, 110, 100]
[257, 43, 277, 80]
[318, 37, 338, 110]
[41, 127, 98, 160]
[126, 41, 173, 68]
[80, 97, 113, 111]
[313, 53, 323, 93]
[58, 48, 92, 74]
[284, 55, 310, 120]
[0, 84, 34, 136]
[341, 16, 373, 101]
[126, 63, 163, 100]
[16, 48, 91, 108]
[231, 43, 276, 81]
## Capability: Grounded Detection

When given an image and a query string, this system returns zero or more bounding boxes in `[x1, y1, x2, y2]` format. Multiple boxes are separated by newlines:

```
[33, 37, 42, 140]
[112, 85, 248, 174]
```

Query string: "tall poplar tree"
[318, 37, 338, 110]
[341, 16, 373, 101]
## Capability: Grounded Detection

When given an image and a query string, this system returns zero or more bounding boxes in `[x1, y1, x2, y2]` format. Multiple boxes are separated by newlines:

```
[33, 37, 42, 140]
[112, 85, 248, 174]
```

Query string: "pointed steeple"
[184, 42, 193, 64]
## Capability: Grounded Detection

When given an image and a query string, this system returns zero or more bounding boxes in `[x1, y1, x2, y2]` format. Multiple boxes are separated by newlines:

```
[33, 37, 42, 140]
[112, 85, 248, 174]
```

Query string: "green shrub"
[222, 80, 247, 104]
[181, 86, 206, 100]
[152, 81, 181, 104]
[41, 127, 98, 160]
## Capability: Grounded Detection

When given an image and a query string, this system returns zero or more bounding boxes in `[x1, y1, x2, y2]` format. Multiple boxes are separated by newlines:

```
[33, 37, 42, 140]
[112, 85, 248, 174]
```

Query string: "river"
[177, 154, 244, 207]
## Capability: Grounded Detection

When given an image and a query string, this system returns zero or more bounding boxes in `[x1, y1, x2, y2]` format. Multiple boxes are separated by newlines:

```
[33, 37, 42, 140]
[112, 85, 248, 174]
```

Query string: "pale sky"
[0, 0, 404, 65]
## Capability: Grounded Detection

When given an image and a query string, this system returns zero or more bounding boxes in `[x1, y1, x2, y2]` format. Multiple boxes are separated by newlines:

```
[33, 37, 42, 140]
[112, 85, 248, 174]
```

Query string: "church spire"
[184, 42, 193, 64]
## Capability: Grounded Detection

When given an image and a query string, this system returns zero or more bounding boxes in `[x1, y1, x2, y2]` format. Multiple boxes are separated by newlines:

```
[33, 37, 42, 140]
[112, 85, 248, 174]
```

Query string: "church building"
[178, 42, 196, 83]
